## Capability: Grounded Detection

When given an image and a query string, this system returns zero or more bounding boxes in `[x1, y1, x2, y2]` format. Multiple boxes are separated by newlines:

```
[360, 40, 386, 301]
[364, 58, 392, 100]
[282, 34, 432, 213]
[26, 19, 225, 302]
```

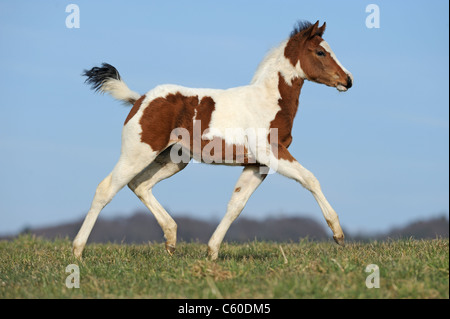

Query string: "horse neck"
[251, 40, 305, 119]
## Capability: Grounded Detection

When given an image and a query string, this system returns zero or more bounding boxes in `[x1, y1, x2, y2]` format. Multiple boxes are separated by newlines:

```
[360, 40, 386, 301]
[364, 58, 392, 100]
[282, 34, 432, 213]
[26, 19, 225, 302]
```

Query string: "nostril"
[346, 75, 353, 89]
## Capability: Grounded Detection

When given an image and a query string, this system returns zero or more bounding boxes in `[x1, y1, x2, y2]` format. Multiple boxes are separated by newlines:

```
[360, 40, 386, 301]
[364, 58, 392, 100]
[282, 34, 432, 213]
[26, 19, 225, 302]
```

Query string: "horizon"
[8, 209, 450, 241]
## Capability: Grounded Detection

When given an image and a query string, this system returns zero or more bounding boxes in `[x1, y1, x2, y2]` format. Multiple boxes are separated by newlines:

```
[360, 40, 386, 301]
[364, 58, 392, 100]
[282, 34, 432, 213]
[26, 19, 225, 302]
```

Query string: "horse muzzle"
[336, 74, 353, 92]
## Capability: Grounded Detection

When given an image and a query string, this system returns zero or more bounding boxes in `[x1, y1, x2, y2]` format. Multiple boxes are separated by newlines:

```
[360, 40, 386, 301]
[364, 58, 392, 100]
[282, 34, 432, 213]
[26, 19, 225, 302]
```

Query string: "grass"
[0, 235, 448, 299]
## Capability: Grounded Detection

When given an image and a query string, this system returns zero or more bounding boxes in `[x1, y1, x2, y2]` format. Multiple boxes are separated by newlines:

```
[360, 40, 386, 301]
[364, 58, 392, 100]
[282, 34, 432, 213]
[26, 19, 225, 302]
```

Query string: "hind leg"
[128, 146, 189, 255]
[208, 166, 268, 260]
[73, 143, 160, 259]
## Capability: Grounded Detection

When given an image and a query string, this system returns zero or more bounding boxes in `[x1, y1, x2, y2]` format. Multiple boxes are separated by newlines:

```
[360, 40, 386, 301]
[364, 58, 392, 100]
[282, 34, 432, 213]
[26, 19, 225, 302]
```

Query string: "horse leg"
[128, 146, 189, 255]
[73, 141, 162, 259]
[208, 166, 268, 260]
[267, 144, 345, 245]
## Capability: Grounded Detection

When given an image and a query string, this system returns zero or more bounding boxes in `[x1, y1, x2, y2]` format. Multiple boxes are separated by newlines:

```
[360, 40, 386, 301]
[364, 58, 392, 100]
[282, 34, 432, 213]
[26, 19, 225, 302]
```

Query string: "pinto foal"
[73, 21, 353, 260]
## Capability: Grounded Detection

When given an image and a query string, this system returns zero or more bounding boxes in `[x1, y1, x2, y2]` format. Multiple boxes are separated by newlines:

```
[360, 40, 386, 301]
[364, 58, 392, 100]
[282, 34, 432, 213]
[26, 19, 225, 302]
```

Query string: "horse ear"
[317, 22, 326, 37]
[306, 20, 320, 39]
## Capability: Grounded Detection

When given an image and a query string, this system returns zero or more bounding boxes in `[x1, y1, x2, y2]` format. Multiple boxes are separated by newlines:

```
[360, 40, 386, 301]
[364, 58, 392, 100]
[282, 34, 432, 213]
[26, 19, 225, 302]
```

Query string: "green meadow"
[0, 236, 448, 299]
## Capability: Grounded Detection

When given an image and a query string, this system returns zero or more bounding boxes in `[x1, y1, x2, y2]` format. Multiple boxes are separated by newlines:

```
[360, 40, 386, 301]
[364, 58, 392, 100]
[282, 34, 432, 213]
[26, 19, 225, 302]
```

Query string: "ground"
[0, 236, 448, 298]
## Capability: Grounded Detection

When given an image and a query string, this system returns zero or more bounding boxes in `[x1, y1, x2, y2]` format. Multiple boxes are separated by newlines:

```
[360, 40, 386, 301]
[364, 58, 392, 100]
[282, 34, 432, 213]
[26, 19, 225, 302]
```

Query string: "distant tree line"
[3, 211, 448, 244]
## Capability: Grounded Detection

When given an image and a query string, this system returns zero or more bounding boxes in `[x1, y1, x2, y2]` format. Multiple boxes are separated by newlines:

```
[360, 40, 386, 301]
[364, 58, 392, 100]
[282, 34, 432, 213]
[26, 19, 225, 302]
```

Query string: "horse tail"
[83, 63, 141, 105]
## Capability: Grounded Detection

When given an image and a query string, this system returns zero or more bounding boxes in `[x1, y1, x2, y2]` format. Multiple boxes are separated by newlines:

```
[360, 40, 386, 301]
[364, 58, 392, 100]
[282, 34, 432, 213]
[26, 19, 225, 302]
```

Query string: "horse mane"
[251, 20, 313, 84]
[289, 20, 313, 38]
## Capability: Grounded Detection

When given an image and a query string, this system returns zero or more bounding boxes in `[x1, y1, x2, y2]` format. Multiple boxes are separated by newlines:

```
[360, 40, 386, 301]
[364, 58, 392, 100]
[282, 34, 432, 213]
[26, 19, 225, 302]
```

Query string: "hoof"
[207, 247, 218, 261]
[73, 246, 84, 260]
[165, 243, 176, 256]
[333, 235, 345, 247]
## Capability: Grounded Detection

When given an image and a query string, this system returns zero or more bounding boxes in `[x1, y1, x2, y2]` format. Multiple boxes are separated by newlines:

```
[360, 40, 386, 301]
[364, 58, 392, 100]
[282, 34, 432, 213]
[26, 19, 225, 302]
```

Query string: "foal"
[73, 21, 353, 260]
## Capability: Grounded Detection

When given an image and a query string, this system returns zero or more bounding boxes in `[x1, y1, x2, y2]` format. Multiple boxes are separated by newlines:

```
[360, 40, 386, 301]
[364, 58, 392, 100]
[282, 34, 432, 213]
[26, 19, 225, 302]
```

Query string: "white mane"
[250, 39, 305, 85]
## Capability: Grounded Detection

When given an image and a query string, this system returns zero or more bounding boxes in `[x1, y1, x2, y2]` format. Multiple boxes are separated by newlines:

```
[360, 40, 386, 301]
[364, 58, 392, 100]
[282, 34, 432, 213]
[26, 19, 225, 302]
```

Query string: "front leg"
[208, 166, 267, 260]
[264, 144, 345, 245]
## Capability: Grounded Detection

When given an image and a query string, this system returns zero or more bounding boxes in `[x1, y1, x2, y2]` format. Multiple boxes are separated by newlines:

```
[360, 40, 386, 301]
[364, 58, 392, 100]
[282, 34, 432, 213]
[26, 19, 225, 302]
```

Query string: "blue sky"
[0, 1, 448, 236]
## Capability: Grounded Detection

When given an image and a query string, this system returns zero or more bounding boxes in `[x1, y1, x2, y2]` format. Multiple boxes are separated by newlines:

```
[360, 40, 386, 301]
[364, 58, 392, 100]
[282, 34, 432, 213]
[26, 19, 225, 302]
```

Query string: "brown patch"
[269, 73, 304, 161]
[190, 96, 216, 157]
[138, 92, 256, 165]
[140, 92, 201, 152]
[124, 95, 146, 126]
[198, 137, 256, 165]
[284, 33, 303, 67]
[275, 144, 295, 162]
[234, 187, 241, 193]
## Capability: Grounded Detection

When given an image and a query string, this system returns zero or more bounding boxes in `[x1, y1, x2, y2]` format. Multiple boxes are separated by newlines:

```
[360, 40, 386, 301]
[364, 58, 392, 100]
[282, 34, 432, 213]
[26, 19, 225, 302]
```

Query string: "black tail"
[82, 63, 140, 105]
[83, 63, 121, 92]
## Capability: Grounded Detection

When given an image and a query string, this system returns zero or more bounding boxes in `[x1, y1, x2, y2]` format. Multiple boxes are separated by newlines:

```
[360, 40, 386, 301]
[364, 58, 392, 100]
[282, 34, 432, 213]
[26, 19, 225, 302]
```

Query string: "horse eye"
[317, 51, 326, 57]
